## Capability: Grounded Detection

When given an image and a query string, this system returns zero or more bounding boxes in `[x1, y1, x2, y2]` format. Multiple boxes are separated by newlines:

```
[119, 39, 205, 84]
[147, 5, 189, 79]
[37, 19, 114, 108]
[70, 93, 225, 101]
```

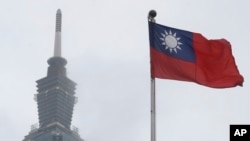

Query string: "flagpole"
[148, 10, 157, 141]
[151, 78, 156, 141]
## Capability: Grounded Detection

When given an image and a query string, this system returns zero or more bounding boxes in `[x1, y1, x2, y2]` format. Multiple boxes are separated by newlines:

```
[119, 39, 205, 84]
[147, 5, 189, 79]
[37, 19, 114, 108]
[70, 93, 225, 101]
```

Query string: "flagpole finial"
[148, 10, 157, 22]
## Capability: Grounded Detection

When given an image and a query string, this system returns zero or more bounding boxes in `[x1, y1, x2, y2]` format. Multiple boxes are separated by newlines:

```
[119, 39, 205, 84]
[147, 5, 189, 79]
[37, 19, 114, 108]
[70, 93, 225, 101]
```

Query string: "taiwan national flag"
[149, 22, 244, 88]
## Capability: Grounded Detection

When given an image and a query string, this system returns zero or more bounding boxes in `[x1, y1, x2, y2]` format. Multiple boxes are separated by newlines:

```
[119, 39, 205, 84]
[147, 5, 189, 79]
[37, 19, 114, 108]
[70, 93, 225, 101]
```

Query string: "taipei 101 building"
[22, 9, 84, 141]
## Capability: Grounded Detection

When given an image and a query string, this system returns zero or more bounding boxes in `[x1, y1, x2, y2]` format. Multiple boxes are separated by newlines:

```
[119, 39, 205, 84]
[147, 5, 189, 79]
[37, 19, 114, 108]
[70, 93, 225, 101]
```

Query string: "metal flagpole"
[151, 78, 156, 141]
[148, 10, 157, 141]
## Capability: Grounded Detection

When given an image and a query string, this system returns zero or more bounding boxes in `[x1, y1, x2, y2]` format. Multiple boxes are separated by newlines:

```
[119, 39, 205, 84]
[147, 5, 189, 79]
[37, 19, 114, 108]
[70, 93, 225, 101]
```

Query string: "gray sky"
[0, 0, 249, 141]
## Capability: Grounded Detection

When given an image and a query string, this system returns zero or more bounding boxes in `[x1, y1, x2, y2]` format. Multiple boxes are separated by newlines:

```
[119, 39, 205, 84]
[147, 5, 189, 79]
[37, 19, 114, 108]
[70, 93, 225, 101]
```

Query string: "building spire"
[54, 9, 62, 57]
[22, 9, 84, 141]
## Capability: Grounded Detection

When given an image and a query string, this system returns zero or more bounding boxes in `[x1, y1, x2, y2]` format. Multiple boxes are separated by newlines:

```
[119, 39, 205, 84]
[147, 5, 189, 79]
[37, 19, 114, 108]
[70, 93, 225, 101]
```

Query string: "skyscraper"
[22, 9, 84, 141]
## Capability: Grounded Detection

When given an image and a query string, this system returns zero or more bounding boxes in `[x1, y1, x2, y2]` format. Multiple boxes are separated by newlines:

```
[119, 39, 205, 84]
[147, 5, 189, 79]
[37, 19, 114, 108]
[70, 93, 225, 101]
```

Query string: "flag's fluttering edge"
[149, 22, 244, 88]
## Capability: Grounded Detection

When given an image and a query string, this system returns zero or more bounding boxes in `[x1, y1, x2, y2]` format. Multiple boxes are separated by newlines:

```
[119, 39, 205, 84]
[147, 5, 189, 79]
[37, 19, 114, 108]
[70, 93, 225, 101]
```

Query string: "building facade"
[22, 9, 83, 141]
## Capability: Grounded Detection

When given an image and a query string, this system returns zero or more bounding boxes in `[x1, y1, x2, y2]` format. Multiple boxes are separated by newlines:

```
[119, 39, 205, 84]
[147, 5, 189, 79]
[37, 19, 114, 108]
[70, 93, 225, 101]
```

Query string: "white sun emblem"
[160, 30, 182, 53]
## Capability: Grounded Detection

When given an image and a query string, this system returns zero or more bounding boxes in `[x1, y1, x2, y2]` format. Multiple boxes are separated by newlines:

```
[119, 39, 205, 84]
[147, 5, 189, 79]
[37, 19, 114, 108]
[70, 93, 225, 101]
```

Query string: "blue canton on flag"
[149, 22, 196, 62]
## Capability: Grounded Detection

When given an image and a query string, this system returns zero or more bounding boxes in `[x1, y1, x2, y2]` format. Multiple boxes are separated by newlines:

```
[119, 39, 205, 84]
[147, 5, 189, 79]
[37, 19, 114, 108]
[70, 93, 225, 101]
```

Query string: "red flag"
[149, 22, 244, 88]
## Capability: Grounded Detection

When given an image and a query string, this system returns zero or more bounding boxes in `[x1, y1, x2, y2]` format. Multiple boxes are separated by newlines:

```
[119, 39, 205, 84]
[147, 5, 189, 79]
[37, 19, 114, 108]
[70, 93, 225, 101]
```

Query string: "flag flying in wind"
[149, 22, 244, 88]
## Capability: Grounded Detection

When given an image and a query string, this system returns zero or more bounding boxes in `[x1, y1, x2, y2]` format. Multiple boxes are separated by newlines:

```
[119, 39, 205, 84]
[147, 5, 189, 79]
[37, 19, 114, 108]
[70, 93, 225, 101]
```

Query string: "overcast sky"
[0, 0, 249, 141]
